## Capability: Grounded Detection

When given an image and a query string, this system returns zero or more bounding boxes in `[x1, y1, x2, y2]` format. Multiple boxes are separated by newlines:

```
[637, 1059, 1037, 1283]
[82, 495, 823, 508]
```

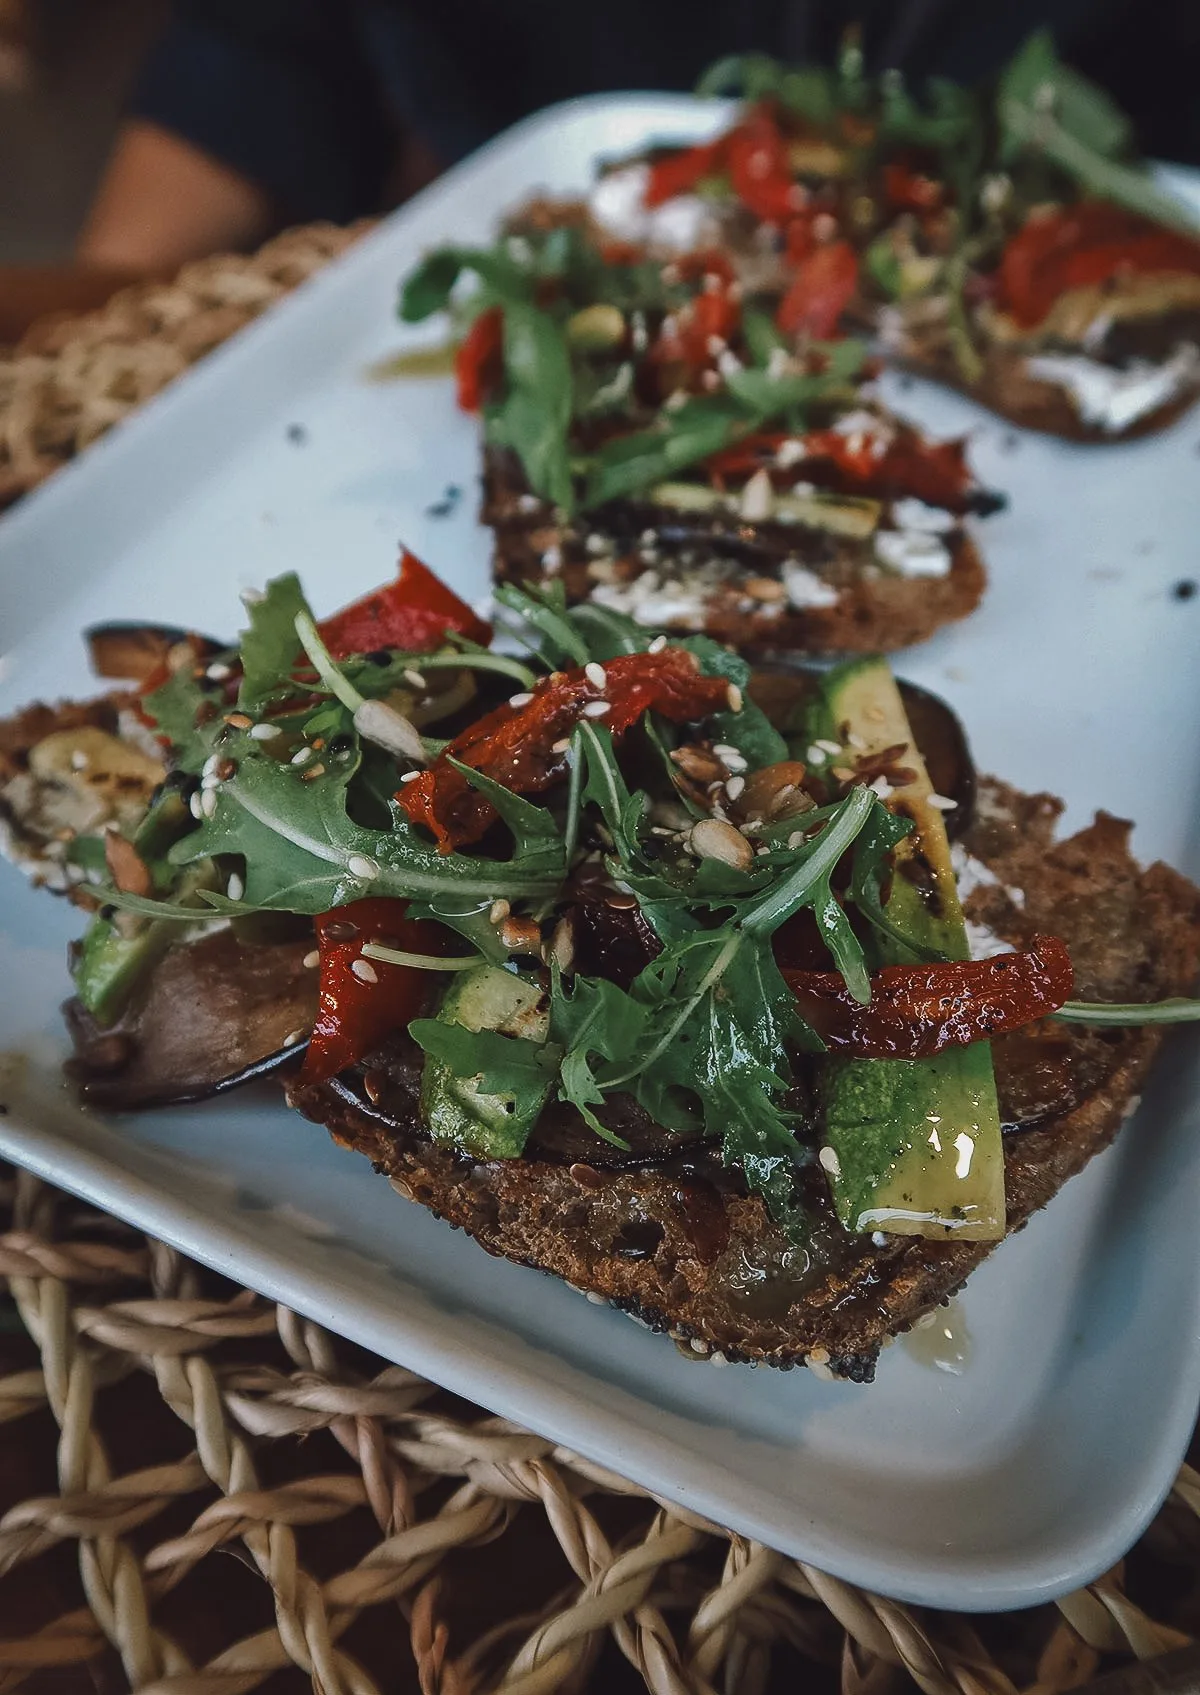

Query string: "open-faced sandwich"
[3, 555, 1197, 1381]
[399, 222, 1001, 655]
[573, 31, 1200, 441]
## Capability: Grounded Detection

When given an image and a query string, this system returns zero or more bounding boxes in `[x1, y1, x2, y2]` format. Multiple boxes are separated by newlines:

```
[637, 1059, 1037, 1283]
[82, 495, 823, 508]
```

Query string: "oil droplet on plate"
[902, 1299, 972, 1376]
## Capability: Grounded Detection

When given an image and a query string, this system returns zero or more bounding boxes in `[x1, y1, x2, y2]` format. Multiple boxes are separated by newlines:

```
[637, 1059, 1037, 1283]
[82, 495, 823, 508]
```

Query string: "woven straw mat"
[1, 227, 1199, 1695]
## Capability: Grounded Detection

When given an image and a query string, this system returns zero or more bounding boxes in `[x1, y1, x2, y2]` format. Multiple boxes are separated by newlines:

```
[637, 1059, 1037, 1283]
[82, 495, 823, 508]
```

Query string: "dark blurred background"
[1, 0, 1198, 301]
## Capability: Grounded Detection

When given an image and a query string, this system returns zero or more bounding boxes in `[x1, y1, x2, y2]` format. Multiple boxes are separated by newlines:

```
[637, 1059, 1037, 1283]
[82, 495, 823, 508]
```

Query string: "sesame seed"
[200, 788, 218, 818]
[69, 749, 89, 771]
[831, 766, 856, 782]
[816, 739, 842, 756]
[489, 899, 510, 923]
[224, 713, 253, 729]
[403, 669, 425, 688]
[712, 744, 738, 759]
[291, 746, 313, 765]
[201, 773, 220, 791]
[551, 737, 572, 753]
[725, 775, 745, 800]
[872, 1231, 889, 1247]
[582, 700, 611, 718]
[300, 762, 326, 781]
[585, 1291, 608, 1305]
[846, 733, 867, 751]
[585, 662, 607, 689]
[303, 949, 320, 969]
[648, 634, 668, 653]
[189, 791, 203, 820]
[818, 1146, 841, 1177]
[399, 769, 421, 783]
[709, 1350, 729, 1367]
[726, 684, 744, 713]
[807, 745, 826, 764]
[869, 776, 893, 799]
[348, 854, 379, 881]
[249, 723, 280, 741]
[351, 958, 378, 984]
[282, 1028, 307, 1047]
[226, 872, 244, 901]
[690, 1336, 709, 1354]
[928, 793, 958, 811]
[508, 691, 533, 708]
[206, 661, 232, 680]
[202, 754, 220, 777]
[787, 831, 806, 849]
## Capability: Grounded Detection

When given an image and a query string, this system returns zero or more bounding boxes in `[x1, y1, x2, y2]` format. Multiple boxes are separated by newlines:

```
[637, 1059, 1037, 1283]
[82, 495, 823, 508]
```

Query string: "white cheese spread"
[588, 164, 719, 253]
[589, 568, 710, 629]
[1025, 344, 1200, 434]
[873, 528, 952, 577]
[781, 562, 840, 610]
[890, 496, 956, 534]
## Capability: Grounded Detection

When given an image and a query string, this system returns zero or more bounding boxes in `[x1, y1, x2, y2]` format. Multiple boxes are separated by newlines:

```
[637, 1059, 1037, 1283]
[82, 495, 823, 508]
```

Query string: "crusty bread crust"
[288, 778, 1200, 1379]
[890, 339, 1200, 444]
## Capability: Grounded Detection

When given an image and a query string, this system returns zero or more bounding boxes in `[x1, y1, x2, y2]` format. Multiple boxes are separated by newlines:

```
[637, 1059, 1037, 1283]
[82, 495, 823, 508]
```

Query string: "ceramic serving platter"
[0, 95, 1198, 1612]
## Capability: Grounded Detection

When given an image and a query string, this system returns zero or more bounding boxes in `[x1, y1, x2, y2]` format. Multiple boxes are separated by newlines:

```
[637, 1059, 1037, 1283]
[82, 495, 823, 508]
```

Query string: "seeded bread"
[288, 777, 1200, 1380]
[484, 446, 987, 656]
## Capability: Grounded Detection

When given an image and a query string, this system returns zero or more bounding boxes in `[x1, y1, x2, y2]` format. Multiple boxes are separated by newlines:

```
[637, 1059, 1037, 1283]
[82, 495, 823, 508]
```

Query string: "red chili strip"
[727, 109, 803, 225]
[999, 202, 1200, 330]
[398, 648, 730, 852]
[704, 425, 978, 512]
[782, 935, 1075, 1059]
[776, 239, 859, 338]
[454, 304, 505, 412]
[644, 136, 729, 207]
[319, 550, 492, 658]
[301, 898, 449, 1084]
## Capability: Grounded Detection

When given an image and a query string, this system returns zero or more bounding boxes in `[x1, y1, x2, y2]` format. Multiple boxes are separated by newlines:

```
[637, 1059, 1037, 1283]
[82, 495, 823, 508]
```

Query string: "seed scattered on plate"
[351, 958, 378, 984]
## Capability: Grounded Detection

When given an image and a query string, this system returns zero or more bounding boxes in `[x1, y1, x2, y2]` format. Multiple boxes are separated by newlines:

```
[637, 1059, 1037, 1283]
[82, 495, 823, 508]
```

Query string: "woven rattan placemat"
[1, 229, 1199, 1695]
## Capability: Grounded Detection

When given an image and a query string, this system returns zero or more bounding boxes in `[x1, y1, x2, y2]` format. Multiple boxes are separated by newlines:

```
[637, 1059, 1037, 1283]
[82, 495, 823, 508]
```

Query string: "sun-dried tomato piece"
[398, 649, 731, 851]
[782, 935, 1075, 1059]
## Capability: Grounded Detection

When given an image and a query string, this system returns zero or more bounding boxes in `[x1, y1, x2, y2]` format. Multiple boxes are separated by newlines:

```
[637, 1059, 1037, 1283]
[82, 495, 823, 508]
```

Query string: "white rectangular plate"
[0, 96, 1198, 1612]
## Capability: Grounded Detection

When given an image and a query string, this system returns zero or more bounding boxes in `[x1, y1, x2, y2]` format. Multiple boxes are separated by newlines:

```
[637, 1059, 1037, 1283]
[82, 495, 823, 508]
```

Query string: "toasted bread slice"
[288, 777, 1200, 1380]
[484, 445, 988, 656]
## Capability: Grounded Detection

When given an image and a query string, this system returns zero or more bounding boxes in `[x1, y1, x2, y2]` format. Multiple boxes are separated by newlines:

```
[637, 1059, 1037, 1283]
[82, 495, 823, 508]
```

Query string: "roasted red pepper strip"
[301, 898, 449, 1084]
[727, 109, 802, 225]
[399, 648, 730, 852]
[704, 426, 977, 512]
[882, 162, 944, 213]
[318, 550, 492, 658]
[999, 201, 1200, 330]
[644, 135, 728, 207]
[782, 935, 1074, 1060]
[776, 239, 859, 338]
[454, 304, 505, 413]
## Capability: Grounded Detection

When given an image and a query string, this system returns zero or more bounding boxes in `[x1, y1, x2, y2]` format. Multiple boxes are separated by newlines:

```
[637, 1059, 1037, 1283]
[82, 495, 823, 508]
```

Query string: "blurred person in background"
[64, 0, 1200, 276]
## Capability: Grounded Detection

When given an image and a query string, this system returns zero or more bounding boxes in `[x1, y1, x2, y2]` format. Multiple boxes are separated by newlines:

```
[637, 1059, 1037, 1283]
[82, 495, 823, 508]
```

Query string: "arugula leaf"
[575, 721, 647, 863]
[449, 757, 564, 870]
[679, 636, 788, 769]
[238, 574, 311, 713]
[141, 667, 210, 767]
[548, 971, 644, 1142]
[149, 741, 563, 916]
[484, 303, 575, 510]
[581, 342, 868, 509]
[697, 53, 840, 128]
[408, 1019, 560, 1098]
[399, 246, 532, 321]
[493, 580, 590, 667]
[997, 31, 1200, 234]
